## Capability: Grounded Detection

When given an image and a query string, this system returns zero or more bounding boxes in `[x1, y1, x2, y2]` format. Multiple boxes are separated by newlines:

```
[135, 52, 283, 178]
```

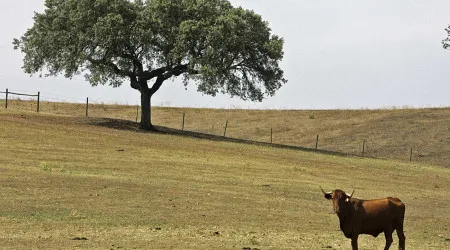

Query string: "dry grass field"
[0, 101, 449, 249]
[4, 99, 449, 166]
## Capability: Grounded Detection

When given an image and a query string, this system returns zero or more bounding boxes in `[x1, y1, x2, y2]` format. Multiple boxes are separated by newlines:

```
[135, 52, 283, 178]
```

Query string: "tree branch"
[122, 53, 144, 75]
[141, 67, 167, 80]
[87, 55, 133, 78]
[163, 64, 189, 78]
[129, 75, 140, 90]
[229, 58, 246, 70]
[149, 75, 165, 95]
[148, 64, 197, 95]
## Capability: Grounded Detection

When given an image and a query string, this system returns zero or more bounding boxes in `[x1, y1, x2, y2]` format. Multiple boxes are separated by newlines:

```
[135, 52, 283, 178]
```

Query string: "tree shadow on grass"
[88, 117, 350, 157]
[88, 117, 142, 132]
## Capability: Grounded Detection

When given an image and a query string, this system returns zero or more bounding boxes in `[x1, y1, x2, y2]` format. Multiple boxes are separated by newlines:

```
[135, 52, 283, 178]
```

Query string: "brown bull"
[321, 187, 406, 250]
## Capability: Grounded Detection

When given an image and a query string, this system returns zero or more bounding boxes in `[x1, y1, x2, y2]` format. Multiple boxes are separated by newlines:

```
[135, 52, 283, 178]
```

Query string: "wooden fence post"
[85, 97, 89, 117]
[37, 91, 40, 112]
[5, 88, 8, 109]
[315, 135, 319, 150]
[223, 120, 228, 137]
[362, 140, 366, 157]
[181, 112, 185, 130]
[410, 148, 413, 162]
[136, 105, 139, 122]
[270, 127, 273, 144]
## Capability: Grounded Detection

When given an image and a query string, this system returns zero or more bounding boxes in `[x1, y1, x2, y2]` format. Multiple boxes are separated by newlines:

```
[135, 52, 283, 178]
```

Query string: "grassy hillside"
[1, 105, 449, 249]
[3, 99, 450, 167]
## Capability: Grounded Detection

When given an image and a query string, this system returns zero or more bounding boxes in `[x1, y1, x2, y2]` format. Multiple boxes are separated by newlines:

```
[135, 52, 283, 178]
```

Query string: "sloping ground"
[0, 111, 449, 249]
[155, 108, 450, 167]
[2, 100, 449, 167]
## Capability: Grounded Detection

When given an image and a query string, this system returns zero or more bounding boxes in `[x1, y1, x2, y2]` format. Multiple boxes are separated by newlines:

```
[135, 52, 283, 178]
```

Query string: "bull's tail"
[395, 201, 406, 250]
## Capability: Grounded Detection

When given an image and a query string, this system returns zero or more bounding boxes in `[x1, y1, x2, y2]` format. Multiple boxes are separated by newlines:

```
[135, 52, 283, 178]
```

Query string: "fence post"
[315, 135, 319, 150]
[410, 148, 413, 162]
[136, 105, 139, 122]
[85, 97, 89, 117]
[5, 88, 8, 109]
[362, 140, 366, 157]
[270, 127, 273, 144]
[223, 120, 228, 137]
[37, 91, 40, 112]
[181, 112, 185, 130]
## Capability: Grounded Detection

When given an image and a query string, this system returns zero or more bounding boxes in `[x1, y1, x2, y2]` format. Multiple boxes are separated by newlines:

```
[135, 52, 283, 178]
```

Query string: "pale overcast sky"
[1, 0, 449, 109]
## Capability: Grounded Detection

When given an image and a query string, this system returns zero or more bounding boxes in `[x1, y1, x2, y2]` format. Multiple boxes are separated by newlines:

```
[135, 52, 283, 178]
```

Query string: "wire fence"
[1, 88, 448, 167]
[0, 89, 40, 112]
[0, 88, 141, 122]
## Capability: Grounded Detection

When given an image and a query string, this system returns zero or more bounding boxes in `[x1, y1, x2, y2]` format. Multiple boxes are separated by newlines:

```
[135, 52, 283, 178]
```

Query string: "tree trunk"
[140, 88, 154, 130]
[137, 76, 167, 131]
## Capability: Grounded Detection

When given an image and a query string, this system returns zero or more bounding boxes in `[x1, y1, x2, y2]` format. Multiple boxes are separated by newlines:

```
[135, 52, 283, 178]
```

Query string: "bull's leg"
[396, 216, 406, 250]
[396, 226, 406, 250]
[351, 235, 358, 250]
[384, 228, 394, 250]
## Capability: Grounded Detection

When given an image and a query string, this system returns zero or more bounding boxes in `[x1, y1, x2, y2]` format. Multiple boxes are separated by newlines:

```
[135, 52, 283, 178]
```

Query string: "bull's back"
[387, 197, 405, 208]
[362, 197, 405, 216]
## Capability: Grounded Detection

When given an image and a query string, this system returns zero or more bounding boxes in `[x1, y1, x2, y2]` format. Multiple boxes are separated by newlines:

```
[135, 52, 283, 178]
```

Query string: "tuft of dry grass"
[0, 107, 449, 249]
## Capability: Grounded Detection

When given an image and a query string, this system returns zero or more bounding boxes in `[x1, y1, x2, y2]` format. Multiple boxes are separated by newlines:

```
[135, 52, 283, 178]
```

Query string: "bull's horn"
[320, 186, 332, 195]
[347, 190, 355, 199]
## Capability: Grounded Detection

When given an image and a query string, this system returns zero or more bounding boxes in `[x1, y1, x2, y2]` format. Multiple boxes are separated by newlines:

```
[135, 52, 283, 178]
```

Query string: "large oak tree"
[14, 0, 287, 130]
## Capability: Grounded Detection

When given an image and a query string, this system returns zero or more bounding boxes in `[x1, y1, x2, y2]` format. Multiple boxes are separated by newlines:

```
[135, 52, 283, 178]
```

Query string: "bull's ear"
[320, 186, 333, 200]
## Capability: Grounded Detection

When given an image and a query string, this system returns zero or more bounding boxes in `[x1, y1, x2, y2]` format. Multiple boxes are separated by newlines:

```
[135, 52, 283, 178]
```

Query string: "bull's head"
[320, 186, 355, 214]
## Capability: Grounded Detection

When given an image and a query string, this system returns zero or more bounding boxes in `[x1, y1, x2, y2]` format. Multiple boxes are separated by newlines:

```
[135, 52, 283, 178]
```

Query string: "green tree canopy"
[444, 25, 450, 49]
[14, 0, 287, 130]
